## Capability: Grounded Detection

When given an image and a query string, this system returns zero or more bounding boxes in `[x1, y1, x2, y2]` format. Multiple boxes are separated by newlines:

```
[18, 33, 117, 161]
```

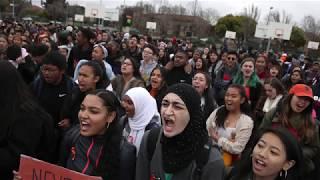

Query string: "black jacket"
[0, 105, 56, 180]
[67, 44, 93, 76]
[31, 75, 74, 126]
[61, 86, 86, 125]
[59, 124, 136, 180]
[248, 82, 263, 113]
[166, 67, 192, 86]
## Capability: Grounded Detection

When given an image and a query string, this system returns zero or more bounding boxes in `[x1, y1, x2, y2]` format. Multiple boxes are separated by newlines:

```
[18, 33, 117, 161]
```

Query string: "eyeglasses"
[227, 57, 236, 60]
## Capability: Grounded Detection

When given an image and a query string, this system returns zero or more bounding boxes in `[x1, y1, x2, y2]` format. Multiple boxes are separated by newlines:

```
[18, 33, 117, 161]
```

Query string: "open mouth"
[163, 117, 175, 132]
[245, 70, 251, 75]
[151, 79, 159, 84]
[253, 158, 267, 171]
[193, 85, 201, 92]
[80, 121, 90, 131]
[78, 83, 85, 88]
[296, 104, 305, 110]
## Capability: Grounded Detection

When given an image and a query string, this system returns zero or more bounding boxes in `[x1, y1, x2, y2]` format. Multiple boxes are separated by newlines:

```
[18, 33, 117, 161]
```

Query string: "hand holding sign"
[13, 170, 22, 180]
[18, 155, 102, 180]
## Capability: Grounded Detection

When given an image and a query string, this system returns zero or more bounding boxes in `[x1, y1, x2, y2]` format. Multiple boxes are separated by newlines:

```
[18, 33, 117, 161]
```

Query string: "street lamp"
[10, 0, 15, 20]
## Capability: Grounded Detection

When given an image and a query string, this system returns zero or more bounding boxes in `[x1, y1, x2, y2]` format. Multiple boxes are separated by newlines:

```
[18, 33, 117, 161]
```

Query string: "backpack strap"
[147, 127, 161, 161]
[193, 139, 212, 180]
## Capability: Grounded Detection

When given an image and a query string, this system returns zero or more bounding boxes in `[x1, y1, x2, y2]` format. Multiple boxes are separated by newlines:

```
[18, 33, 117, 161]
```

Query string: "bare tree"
[187, 0, 202, 16]
[136, 1, 156, 14]
[158, 5, 172, 14]
[200, 8, 220, 25]
[266, 9, 292, 24]
[172, 5, 187, 15]
[152, 0, 169, 9]
[302, 15, 320, 40]
[281, 10, 292, 24]
[302, 15, 318, 33]
[266, 10, 280, 23]
[158, 4, 187, 15]
[242, 4, 260, 22]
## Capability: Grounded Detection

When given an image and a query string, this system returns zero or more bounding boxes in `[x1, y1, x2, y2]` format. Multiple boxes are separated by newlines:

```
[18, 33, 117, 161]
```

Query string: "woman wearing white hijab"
[121, 87, 161, 154]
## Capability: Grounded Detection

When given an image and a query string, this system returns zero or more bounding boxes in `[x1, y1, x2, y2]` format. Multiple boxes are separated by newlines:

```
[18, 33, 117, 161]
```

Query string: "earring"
[106, 122, 110, 129]
[280, 170, 287, 179]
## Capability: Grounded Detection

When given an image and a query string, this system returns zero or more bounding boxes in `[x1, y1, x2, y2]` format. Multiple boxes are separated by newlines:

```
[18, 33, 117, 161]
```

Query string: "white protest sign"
[308, 41, 319, 50]
[225, 31, 236, 39]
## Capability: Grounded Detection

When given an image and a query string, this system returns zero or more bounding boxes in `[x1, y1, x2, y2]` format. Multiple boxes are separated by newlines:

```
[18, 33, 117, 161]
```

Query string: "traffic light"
[124, 15, 132, 27]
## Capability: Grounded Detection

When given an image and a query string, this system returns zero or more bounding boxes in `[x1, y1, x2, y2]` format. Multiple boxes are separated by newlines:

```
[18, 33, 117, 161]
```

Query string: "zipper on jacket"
[81, 138, 95, 174]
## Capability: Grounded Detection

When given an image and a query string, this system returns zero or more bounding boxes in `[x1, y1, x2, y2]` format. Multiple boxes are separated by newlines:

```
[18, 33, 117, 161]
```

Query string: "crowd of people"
[0, 20, 319, 180]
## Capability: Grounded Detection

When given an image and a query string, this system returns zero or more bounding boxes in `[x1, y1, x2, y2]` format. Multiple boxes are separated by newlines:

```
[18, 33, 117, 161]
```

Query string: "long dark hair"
[264, 78, 286, 96]
[207, 50, 219, 66]
[122, 56, 142, 80]
[194, 57, 208, 72]
[80, 61, 110, 89]
[0, 61, 49, 138]
[276, 94, 315, 143]
[270, 62, 282, 79]
[290, 70, 304, 83]
[149, 65, 168, 89]
[87, 89, 122, 180]
[215, 84, 251, 128]
[193, 72, 216, 119]
[232, 127, 303, 180]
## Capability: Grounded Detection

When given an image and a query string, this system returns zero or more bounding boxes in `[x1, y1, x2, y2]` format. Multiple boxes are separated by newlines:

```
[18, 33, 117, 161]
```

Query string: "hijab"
[161, 83, 208, 173]
[125, 87, 160, 152]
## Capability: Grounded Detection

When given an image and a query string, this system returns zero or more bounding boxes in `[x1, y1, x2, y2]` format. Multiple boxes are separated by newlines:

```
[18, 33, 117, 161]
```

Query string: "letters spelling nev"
[32, 168, 72, 180]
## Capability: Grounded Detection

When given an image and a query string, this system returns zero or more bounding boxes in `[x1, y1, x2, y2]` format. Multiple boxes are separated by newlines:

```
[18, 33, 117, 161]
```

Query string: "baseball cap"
[289, 84, 313, 100]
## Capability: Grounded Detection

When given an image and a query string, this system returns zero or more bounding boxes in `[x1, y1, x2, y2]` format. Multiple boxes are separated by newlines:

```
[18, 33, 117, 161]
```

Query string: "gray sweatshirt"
[136, 130, 225, 180]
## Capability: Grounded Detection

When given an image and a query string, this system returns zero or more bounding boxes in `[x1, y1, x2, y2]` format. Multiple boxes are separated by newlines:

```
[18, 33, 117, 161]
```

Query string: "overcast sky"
[35, 0, 320, 26]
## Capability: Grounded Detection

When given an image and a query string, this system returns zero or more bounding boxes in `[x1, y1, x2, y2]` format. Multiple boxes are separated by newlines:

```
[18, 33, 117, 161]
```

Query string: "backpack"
[147, 127, 213, 180]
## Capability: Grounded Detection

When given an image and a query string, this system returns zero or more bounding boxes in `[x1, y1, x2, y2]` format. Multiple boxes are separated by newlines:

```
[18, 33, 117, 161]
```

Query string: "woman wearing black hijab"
[136, 83, 224, 180]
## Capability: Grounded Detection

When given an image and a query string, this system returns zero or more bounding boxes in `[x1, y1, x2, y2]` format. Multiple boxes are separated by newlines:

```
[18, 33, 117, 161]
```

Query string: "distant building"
[123, 7, 213, 38]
